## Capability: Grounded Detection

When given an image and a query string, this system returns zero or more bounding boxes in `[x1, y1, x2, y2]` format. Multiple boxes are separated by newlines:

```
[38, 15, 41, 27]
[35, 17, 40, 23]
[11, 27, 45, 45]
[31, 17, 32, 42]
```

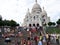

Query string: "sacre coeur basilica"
[23, 0, 50, 27]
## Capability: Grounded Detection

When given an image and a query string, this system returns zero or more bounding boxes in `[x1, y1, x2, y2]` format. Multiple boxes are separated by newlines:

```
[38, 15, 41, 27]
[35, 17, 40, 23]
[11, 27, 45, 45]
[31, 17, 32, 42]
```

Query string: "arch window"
[29, 24, 31, 27]
[33, 16, 35, 20]
[33, 24, 35, 27]
[37, 23, 39, 27]
[43, 19, 45, 22]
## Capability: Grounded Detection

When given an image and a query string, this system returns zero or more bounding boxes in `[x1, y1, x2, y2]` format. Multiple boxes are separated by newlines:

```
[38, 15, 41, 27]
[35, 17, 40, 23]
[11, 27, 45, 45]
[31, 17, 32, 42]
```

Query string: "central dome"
[33, 3, 40, 9]
[32, 2, 42, 13]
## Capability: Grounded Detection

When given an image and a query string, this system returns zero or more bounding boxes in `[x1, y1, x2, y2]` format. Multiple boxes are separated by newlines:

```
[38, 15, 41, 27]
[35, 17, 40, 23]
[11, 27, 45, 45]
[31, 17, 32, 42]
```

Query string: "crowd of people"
[0, 27, 60, 45]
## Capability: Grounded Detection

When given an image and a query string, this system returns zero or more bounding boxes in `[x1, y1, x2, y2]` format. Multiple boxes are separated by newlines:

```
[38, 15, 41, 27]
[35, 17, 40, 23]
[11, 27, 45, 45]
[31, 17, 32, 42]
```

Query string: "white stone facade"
[23, 0, 50, 27]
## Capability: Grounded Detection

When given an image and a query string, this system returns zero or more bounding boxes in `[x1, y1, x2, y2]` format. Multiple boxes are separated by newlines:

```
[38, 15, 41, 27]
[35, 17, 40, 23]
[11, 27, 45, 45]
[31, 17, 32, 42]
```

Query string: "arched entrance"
[33, 24, 35, 27]
[29, 24, 31, 27]
[37, 23, 39, 27]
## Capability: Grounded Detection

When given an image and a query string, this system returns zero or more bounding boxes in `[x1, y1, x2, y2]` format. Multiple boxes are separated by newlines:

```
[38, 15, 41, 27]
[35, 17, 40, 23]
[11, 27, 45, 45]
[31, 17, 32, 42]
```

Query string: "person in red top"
[34, 36, 39, 45]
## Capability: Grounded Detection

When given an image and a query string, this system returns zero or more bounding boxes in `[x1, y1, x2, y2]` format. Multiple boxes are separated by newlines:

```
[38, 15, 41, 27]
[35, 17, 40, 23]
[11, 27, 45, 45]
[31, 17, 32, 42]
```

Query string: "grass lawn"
[46, 27, 60, 34]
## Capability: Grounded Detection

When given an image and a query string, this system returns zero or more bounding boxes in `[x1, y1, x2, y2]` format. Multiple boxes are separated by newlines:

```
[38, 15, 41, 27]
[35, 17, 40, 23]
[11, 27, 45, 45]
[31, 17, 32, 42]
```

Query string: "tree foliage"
[48, 22, 55, 26]
[52, 22, 56, 26]
[0, 19, 19, 27]
[56, 19, 60, 25]
[48, 22, 52, 26]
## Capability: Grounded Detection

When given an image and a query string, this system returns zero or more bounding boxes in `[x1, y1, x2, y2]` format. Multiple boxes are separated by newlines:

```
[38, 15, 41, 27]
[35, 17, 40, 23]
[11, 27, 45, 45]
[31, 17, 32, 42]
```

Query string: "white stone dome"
[41, 7, 47, 15]
[33, 3, 40, 9]
[32, 3, 42, 12]
[26, 8, 30, 15]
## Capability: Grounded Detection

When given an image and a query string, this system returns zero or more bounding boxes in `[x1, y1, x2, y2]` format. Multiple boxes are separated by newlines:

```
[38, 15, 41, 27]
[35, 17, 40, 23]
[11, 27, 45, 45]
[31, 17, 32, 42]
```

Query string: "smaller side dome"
[26, 8, 30, 15]
[41, 7, 47, 15]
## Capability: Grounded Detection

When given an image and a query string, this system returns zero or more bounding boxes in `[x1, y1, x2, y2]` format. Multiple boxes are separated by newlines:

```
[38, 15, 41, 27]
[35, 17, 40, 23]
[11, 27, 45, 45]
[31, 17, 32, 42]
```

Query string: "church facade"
[23, 0, 50, 27]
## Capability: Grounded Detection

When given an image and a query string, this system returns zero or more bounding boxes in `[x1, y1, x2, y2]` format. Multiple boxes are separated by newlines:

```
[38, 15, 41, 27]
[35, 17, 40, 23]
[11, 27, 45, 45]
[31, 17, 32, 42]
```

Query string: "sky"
[0, 0, 60, 25]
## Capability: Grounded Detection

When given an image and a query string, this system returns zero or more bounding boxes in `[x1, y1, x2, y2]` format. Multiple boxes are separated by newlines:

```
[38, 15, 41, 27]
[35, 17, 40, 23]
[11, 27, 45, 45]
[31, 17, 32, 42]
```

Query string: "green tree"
[52, 22, 56, 26]
[0, 19, 19, 27]
[56, 19, 60, 25]
[16, 23, 19, 26]
[0, 21, 3, 26]
[3, 20, 10, 26]
[48, 22, 52, 26]
[56, 19, 60, 27]
[9, 20, 17, 27]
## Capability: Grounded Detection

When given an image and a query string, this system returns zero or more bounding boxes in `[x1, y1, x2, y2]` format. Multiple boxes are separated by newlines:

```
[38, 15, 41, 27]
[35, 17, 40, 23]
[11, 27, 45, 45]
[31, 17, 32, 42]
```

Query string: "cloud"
[40, 0, 60, 22]
[0, 0, 60, 25]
